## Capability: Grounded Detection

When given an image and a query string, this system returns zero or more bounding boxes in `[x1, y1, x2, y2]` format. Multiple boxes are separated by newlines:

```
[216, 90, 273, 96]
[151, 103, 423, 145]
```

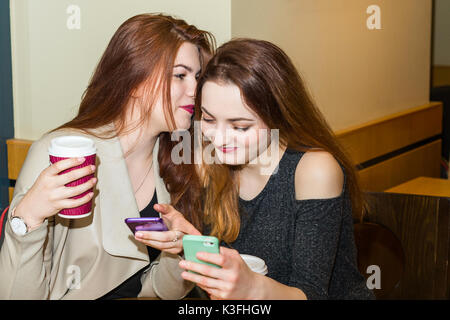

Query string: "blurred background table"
[385, 176, 450, 198]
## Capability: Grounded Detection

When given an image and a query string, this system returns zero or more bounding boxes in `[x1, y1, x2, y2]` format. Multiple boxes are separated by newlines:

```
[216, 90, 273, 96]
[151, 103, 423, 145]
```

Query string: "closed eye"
[201, 117, 215, 123]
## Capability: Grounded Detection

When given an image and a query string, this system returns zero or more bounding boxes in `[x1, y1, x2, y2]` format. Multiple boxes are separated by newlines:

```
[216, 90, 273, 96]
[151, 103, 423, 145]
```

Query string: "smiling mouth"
[219, 146, 238, 153]
[180, 105, 194, 114]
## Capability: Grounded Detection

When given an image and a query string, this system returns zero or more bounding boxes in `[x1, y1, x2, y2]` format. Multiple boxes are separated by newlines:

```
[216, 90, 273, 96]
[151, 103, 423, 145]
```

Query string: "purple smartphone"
[124, 217, 169, 234]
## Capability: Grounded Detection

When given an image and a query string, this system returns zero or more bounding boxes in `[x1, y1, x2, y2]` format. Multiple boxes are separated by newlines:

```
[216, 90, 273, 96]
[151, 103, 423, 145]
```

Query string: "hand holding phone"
[182, 235, 221, 269]
[124, 217, 168, 234]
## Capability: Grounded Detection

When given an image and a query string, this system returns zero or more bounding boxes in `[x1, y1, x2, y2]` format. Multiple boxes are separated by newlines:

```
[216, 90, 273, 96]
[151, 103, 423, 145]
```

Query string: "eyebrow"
[173, 64, 193, 72]
[201, 106, 255, 122]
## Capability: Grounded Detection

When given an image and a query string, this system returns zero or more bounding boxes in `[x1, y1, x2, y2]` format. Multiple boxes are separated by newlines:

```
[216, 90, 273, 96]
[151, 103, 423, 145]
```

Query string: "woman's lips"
[180, 104, 194, 114]
[219, 146, 237, 153]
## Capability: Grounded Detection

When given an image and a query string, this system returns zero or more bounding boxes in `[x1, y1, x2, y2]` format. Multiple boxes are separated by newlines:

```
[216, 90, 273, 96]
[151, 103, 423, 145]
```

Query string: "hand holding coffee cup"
[49, 136, 97, 218]
[14, 136, 97, 227]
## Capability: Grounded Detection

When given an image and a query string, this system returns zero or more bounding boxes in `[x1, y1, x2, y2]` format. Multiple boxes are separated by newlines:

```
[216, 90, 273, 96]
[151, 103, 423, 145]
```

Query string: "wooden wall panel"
[8, 187, 13, 204]
[433, 66, 450, 87]
[335, 102, 443, 165]
[358, 140, 442, 192]
[363, 192, 450, 299]
[6, 139, 32, 180]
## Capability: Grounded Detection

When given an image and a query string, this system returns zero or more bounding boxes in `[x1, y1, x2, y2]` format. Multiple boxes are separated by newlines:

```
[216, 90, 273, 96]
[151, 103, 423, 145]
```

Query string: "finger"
[59, 191, 94, 208]
[141, 242, 182, 254]
[58, 165, 96, 186]
[134, 230, 179, 242]
[155, 204, 202, 236]
[195, 285, 223, 300]
[172, 221, 201, 236]
[47, 157, 86, 175]
[181, 270, 226, 291]
[63, 177, 97, 198]
[197, 284, 217, 297]
[153, 203, 173, 215]
[208, 291, 227, 300]
[135, 238, 182, 250]
[179, 259, 223, 279]
[176, 223, 201, 236]
[196, 251, 226, 268]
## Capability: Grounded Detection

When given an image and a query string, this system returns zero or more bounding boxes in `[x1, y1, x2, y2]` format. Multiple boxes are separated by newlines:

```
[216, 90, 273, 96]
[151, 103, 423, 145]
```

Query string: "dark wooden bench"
[355, 191, 450, 299]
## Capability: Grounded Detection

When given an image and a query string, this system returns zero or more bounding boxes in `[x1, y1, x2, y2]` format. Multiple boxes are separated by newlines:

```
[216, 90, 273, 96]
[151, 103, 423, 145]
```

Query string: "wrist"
[250, 273, 268, 300]
[13, 202, 45, 230]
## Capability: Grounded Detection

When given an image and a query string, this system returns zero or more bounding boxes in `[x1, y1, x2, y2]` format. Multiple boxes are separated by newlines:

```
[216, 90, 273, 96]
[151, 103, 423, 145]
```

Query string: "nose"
[208, 125, 232, 147]
[186, 76, 196, 98]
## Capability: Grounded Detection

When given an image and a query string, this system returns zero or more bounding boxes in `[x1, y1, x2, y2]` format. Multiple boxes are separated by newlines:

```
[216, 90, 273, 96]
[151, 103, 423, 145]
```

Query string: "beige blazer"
[0, 126, 194, 299]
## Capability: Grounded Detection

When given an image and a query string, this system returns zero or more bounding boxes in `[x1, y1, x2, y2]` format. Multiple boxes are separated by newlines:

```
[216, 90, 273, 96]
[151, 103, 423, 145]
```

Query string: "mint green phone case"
[182, 235, 221, 269]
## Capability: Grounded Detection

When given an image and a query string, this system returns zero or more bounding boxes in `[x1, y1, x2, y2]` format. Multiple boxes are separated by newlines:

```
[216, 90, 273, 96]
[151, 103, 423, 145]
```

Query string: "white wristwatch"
[10, 215, 29, 236]
[9, 207, 39, 236]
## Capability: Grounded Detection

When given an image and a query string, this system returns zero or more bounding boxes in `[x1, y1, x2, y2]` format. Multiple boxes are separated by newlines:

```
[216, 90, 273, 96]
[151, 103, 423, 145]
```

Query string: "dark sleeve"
[288, 197, 343, 300]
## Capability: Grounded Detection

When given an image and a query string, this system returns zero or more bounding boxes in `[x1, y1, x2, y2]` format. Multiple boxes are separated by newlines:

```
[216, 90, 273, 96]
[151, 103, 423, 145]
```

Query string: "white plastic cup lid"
[49, 136, 96, 157]
[240, 254, 268, 275]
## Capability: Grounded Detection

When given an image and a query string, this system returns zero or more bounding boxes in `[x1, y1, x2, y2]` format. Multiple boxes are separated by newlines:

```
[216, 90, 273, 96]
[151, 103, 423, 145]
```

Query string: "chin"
[216, 153, 247, 166]
[174, 120, 192, 131]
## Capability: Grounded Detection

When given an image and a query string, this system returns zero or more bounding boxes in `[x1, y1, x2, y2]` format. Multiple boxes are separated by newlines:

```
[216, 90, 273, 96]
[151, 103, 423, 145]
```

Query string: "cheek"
[171, 84, 183, 107]
[200, 123, 213, 140]
[241, 129, 262, 148]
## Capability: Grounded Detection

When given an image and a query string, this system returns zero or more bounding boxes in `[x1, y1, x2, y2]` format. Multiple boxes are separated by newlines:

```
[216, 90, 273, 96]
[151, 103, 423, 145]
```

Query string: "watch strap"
[10, 207, 44, 234]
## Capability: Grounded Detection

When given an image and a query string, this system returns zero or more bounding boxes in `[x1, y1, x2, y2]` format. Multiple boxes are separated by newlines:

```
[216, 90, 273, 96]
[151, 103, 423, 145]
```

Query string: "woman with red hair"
[0, 13, 214, 299]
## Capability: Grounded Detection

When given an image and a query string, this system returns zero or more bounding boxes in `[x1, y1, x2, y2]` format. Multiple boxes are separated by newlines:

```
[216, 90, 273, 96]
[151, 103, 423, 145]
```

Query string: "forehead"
[174, 42, 201, 70]
[201, 81, 257, 119]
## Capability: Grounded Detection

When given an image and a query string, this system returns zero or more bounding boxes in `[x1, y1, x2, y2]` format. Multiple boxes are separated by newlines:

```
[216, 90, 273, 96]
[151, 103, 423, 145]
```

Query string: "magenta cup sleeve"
[48, 136, 97, 219]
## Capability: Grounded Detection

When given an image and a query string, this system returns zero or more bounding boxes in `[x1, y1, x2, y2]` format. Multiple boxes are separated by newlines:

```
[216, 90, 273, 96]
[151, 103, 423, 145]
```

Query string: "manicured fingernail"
[179, 260, 186, 268]
[78, 157, 85, 163]
[135, 232, 143, 238]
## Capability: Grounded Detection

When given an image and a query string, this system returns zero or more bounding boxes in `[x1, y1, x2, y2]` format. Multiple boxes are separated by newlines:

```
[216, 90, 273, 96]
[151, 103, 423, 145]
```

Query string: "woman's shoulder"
[28, 128, 82, 150]
[293, 150, 344, 201]
[35, 127, 114, 148]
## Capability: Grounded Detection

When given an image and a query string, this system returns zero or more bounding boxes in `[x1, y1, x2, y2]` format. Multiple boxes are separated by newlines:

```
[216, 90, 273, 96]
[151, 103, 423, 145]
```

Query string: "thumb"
[154, 203, 172, 215]
[187, 225, 202, 236]
[154, 203, 202, 236]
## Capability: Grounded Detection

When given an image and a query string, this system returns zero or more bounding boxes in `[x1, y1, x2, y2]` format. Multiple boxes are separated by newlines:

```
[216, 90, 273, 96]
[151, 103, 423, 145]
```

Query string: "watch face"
[11, 217, 27, 236]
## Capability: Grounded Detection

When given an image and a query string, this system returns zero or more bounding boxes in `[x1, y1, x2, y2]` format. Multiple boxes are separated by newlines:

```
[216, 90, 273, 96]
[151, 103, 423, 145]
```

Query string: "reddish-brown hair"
[55, 14, 214, 227]
[194, 38, 363, 242]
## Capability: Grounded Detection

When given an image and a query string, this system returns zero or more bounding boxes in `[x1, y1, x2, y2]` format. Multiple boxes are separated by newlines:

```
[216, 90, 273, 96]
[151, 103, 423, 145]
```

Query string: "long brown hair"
[194, 38, 363, 242]
[55, 14, 215, 227]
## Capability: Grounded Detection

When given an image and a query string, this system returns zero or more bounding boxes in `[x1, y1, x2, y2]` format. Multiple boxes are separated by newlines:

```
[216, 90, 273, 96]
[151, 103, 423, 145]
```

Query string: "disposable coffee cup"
[49, 136, 97, 219]
[240, 254, 268, 276]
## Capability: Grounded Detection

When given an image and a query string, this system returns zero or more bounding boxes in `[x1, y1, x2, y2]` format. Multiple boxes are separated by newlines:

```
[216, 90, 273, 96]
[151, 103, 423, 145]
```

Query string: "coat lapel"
[96, 135, 149, 260]
[152, 138, 171, 205]
[93, 125, 172, 260]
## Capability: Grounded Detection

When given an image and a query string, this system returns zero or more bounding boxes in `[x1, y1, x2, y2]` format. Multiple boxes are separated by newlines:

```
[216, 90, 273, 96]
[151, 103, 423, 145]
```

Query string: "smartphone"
[182, 235, 221, 269]
[124, 217, 168, 234]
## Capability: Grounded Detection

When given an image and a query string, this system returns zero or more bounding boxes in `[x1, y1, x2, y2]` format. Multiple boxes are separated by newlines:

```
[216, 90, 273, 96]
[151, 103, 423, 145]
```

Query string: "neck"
[116, 119, 159, 164]
[117, 99, 161, 163]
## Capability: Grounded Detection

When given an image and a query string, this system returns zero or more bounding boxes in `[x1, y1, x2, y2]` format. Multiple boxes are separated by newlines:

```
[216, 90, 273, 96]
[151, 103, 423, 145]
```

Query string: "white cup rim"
[49, 136, 96, 158]
[240, 254, 268, 275]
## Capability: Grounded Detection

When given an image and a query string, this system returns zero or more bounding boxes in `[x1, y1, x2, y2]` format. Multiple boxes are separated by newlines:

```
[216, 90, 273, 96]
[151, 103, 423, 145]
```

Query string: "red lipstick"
[219, 146, 237, 153]
[180, 104, 194, 114]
